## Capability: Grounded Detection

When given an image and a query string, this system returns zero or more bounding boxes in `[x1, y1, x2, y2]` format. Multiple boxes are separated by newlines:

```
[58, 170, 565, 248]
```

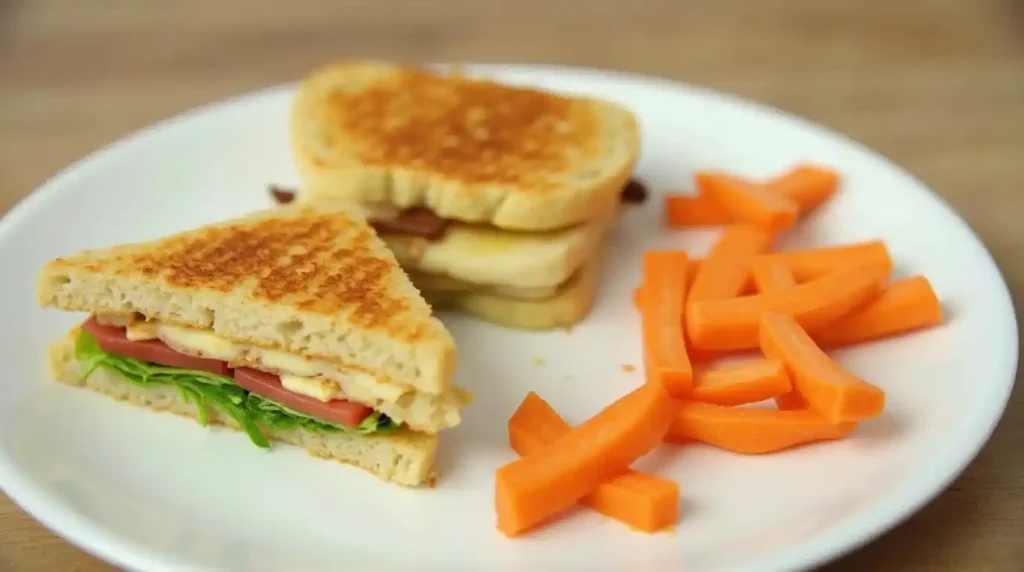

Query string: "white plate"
[0, 64, 1017, 572]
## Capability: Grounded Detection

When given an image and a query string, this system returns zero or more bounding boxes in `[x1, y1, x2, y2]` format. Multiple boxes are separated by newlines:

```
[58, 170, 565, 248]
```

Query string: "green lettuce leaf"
[74, 330, 396, 448]
[246, 393, 395, 435]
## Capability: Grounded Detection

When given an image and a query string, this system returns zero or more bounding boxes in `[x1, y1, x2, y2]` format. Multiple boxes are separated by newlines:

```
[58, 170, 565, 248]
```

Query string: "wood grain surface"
[2, 0, 1023, 570]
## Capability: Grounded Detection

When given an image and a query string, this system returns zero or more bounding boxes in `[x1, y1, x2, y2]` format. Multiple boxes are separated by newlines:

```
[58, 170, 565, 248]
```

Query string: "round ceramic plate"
[0, 64, 1017, 572]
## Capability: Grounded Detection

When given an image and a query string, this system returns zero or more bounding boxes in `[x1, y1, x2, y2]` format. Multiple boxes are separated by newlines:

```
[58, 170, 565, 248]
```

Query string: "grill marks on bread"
[321, 67, 600, 189]
[127, 208, 416, 336]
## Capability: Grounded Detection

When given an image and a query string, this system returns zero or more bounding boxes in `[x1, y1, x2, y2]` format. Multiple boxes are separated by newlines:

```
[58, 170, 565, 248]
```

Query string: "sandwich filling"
[90, 311, 464, 433]
[76, 313, 462, 447]
[269, 178, 645, 243]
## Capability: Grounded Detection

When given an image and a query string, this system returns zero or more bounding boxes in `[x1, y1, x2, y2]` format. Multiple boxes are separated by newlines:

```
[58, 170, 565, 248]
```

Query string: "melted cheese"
[124, 320, 159, 342]
[158, 324, 244, 361]
[280, 375, 340, 403]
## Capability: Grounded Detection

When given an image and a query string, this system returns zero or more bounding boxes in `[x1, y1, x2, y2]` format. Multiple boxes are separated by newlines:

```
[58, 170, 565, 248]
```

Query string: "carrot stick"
[814, 276, 944, 348]
[665, 194, 734, 227]
[769, 164, 839, 215]
[752, 240, 893, 282]
[633, 259, 703, 310]
[495, 383, 676, 537]
[697, 172, 800, 230]
[689, 225, 775, 303]
[665, 401, 857, 454]
[691, 359, 792, 406]
[641, 251, 693, 396]
[686, 264, 886, 351]
[750, 258, 796, 293]
[760, 312, 886, 423]
[508, 392, 679, 533]
[774, 392, 808, 411]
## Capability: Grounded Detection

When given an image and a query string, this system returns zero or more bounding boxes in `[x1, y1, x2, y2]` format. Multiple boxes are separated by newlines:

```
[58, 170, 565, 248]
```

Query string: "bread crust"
[290, 61, 640, 231]
[37, 203, 458, 396]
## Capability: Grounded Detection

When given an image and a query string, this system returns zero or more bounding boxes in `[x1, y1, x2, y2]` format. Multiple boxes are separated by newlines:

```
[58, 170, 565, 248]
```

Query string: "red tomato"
[82, 316, 232, 376]
[234, 368, 373, 428]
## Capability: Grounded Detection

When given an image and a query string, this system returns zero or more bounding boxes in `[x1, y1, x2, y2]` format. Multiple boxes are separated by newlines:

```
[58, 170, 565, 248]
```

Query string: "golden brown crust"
[291, 61, 640, 231]
[51, 205, 426, 343]
[39, 203, 458, 395]
[315, 66, 599, 192]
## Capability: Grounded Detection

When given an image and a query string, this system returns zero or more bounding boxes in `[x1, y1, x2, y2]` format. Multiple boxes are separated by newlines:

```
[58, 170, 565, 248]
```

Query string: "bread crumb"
[621, 364, 636, 373]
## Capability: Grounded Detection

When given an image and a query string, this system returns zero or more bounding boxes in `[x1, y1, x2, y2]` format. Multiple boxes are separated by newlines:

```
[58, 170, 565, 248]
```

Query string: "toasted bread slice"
[37, 204, 457, 396]
[49, 329, 437, 487]
[421, 243, 606, 330]
[291, 60, 640, 231]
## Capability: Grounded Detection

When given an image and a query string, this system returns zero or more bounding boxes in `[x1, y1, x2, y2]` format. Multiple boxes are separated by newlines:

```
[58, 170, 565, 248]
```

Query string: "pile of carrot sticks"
[494, 164, 945, 538]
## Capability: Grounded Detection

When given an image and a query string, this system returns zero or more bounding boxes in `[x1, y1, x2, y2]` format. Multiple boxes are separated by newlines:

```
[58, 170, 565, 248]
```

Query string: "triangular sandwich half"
[38, 203, 464, 487]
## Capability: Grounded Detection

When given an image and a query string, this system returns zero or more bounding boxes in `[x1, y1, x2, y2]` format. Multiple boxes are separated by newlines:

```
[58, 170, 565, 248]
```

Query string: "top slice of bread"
[290, 61, 641, 232]
[37, 203, 458, 395]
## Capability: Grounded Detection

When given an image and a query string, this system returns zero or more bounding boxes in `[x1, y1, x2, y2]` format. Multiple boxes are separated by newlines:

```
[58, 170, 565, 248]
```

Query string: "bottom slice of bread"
[420, 248, 604, 330]
[48, 329, 438, 487]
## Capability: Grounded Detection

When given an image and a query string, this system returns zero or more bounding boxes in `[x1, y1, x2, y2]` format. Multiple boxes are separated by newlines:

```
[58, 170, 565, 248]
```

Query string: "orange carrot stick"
[814, 276, 944, 348]
[750, 258, 796, 293]
[769, 164, 839, 215]
[691, 359, 792, 406]
[689, 225, 775, 303]
[774, 391, 808, 411]
[495, 384, 676, 537]
[760, 312, 886, 423]
[696, 172, 800, 230]
[665, 401, 857, 453]
[641, 251, 693, 396]
[753, 240, 893, 282]
[633, 259, 704, 309]
[508, 392, 679, 533]
[686, 264, 886, 351]
[665, 194, 734, 227]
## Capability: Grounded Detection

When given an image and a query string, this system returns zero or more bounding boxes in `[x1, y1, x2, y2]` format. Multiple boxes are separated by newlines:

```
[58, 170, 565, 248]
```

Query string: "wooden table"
[2, 0, 1022, 569]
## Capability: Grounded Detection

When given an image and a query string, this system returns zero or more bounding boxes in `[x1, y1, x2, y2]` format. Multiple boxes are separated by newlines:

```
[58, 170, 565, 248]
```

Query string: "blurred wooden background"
[1, 0, 1023, 570]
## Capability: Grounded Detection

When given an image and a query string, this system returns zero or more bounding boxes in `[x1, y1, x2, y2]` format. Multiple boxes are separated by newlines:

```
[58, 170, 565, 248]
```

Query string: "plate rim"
[0, 62, 1018, 572]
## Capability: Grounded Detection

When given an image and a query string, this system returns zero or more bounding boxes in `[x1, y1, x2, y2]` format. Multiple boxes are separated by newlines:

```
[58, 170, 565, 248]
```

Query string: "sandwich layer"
[94, 313, 465, 433]
[50, 328, 437, 486]
[37, 203, 458, 396]
[421, 246, 605, 330]
[379, 202, 617, 290]
[404, 270, 561, 301]
[291, 60, 640, 231]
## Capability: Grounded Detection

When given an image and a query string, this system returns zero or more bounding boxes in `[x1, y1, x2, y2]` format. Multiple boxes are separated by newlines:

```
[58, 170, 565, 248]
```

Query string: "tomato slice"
[82, 316, 232, 376]
[234, 368, 373, 428]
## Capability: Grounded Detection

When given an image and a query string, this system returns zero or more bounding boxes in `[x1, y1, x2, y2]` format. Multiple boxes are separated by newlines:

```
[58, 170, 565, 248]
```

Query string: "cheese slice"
[280, 375, 340, 402]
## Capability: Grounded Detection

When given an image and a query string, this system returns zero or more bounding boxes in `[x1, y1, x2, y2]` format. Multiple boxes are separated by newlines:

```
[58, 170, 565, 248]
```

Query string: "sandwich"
[286, 60, 644, 329]
[37, 203, 466, 487]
